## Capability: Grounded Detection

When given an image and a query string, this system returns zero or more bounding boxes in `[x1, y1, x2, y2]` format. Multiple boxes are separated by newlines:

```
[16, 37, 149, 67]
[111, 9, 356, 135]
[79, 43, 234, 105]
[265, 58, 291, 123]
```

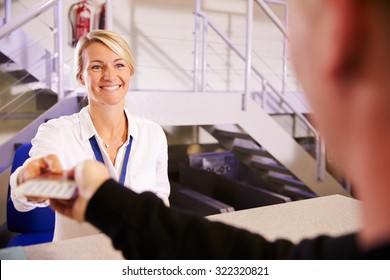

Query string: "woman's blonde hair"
[74, 30, 135, 81]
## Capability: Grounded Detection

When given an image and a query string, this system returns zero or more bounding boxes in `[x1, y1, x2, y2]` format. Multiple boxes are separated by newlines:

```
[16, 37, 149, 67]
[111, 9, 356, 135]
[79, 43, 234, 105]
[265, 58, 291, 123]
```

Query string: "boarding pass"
[15, 174, 77, 200]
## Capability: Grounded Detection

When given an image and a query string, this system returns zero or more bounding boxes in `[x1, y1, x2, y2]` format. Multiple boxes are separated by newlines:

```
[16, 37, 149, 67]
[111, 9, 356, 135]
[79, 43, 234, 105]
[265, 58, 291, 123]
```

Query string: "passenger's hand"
[17, 154, 63, 203]
[50, 160, 110, 222]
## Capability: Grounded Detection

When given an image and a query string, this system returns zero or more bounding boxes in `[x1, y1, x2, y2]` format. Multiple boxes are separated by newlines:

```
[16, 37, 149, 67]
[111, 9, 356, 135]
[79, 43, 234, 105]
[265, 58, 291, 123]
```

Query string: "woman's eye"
[91, 65, 102, 70]
[116, 63, 125, 68]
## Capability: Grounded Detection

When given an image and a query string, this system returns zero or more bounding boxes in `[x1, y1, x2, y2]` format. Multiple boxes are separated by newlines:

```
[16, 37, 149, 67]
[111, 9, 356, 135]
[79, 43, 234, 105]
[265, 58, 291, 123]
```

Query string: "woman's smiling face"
[79, 42, 132, 106]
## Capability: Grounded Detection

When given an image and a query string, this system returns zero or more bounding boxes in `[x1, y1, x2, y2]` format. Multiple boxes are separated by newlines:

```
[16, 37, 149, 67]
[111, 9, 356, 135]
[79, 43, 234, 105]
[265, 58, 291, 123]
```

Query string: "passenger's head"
[288, 0, 390, 178]
[74, 30, 135, 82]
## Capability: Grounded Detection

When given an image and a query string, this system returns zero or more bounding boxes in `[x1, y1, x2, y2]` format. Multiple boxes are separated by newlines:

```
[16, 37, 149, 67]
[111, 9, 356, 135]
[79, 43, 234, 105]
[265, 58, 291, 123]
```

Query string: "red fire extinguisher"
[98, 4, 106, 30]
[69, 1, 91, 47]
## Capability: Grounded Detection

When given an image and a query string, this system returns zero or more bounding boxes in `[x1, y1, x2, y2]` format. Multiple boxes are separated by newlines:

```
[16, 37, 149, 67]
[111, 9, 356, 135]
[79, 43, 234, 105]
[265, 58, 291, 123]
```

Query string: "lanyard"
[89, 135, 133, 185]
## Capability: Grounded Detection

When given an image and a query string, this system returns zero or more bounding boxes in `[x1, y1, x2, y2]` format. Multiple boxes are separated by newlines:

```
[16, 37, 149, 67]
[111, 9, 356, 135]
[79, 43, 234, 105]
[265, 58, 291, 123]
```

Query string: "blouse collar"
[79, 106, 138, 143]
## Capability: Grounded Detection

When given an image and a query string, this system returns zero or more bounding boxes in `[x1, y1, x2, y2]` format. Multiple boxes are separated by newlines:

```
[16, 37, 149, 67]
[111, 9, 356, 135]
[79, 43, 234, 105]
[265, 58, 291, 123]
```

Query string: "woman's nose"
[103, 66, 115, 80]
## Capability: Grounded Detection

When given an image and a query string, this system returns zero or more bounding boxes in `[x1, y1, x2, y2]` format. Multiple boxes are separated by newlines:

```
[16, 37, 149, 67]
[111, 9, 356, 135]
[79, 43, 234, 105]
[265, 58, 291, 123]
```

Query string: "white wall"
[1, 0, 299, 96]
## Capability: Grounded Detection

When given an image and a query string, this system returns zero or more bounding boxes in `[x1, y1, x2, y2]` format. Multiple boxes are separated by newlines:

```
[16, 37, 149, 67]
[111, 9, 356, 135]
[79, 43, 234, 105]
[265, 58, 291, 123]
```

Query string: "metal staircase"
[0, 0, 66, 164]
[189, 0, 349, 198]
[203, 124, 317, 200]
[126, 91, 349, 198]
[0, 46, 58, 145]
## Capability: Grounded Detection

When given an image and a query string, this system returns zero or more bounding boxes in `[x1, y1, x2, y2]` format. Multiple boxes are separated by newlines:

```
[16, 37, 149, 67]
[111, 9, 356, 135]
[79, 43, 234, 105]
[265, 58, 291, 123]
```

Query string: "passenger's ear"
[320, 0, 365, 84]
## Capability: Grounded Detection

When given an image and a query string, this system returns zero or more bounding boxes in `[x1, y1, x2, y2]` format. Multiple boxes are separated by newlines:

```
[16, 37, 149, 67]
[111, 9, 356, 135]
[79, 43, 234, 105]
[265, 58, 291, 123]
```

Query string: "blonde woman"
[10, 30, 170, 241]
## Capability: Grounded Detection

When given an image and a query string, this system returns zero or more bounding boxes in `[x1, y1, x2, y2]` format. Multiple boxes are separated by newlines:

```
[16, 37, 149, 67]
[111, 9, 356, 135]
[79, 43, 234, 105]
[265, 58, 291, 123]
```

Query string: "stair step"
[0, 111, 42, 120]
[268, 175, 306, 188]
[35, 89, 58, 110]
[179, 165, 290, 210]
[282, 185, 317, 200]
[0, 117, 37, 145]
[0, 52, 10, 64]
[214, 129, 252, 140]
[6, 69, 39, 84]
[170, 181, 235, 216]
[233, 145, 271, 158]
[300, 143, 316, 156]
[0, 87, 55, 114]
[251, 161, 290, 175]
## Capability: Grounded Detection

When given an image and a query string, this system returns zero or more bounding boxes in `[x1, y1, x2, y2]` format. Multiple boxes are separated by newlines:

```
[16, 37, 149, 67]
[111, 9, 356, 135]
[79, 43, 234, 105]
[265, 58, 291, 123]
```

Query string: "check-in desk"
[208, 194, 362, 243]
[15, 194, 361, 259]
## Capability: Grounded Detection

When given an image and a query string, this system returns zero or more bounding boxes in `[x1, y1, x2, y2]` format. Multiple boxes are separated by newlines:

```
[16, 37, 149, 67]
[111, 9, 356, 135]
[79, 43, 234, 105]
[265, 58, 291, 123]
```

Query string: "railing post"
[261, 79, 267, 109]
[292, 114, 297, 138]
[4, 0, 11, 25]
[255, 0, 288, 37]
[282, 3, 288, 94]
[54, 0, 64, 100]
[243, 0, 253, 110]
[201, 15, 208, 92]
[316, 135, 326, 181]
[193, 0, 201, 92]
[105, 0, 113, 30]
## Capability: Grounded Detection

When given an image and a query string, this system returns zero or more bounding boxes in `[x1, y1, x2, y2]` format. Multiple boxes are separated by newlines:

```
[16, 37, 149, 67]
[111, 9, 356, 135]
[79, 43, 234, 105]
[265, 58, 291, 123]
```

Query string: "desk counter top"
[21, 194, 361, 259]
[23, 233, 123, 260]
[208, 194, 362, 243]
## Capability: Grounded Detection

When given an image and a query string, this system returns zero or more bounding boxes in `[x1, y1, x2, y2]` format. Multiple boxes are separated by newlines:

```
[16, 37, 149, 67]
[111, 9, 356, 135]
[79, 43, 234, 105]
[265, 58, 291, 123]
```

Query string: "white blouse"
[10, 106, 170, 241]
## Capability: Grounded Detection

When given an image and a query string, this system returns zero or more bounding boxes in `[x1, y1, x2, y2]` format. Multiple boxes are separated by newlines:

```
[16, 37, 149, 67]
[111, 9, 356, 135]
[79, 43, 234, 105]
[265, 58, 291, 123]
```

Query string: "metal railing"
[0, 0, 64, 100]
[258, 0, 289, 95]
[193, 0, 326, 181]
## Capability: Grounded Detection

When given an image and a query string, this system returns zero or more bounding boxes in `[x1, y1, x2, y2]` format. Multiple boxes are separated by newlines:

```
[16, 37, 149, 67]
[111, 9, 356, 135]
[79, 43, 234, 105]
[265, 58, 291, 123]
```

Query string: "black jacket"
[86, 179, 390, 259]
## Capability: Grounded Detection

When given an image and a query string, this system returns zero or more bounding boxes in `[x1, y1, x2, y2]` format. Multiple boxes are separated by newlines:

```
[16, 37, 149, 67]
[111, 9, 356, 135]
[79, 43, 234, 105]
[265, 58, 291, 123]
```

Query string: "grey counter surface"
[21, 194, 361, 259]
[207, 194, 362, 243]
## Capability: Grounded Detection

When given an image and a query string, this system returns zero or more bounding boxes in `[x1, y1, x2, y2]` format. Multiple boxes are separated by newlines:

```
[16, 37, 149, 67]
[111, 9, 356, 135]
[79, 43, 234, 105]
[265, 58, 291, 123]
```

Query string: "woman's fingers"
[43, 154, 63, 174]
[18, 154, 63, 184]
